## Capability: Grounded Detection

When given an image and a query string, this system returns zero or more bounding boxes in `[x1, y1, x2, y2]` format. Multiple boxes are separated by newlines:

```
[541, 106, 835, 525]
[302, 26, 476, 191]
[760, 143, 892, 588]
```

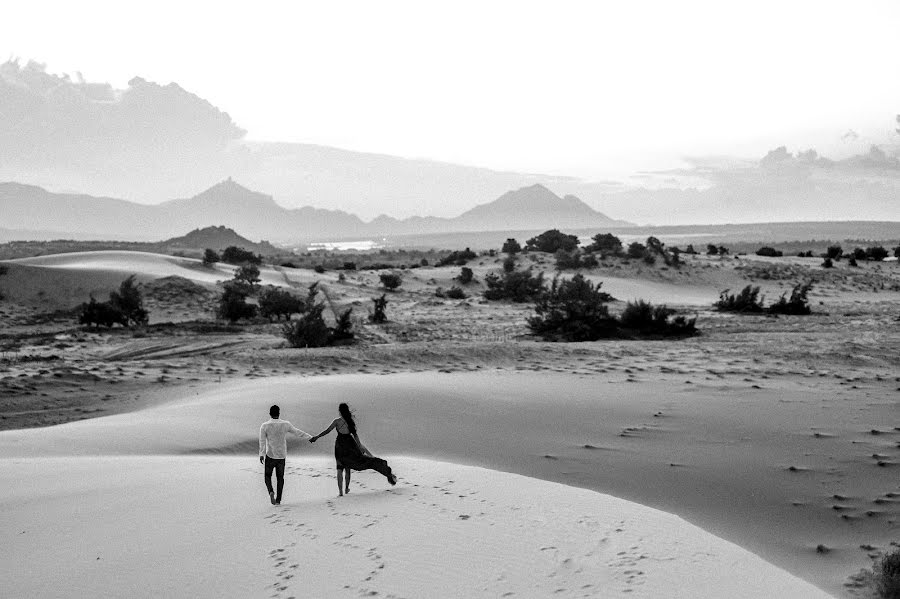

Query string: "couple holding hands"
[259, 403, 397, 505]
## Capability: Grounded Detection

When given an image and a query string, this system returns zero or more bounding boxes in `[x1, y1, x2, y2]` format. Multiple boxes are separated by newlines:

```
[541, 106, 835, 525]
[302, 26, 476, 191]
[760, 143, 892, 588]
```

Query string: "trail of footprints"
[261, 464, 652, 597]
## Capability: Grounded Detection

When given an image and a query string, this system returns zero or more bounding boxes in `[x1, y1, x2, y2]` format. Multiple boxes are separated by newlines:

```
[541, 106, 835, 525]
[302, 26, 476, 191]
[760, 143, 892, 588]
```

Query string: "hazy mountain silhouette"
[0, 180, 629, 242]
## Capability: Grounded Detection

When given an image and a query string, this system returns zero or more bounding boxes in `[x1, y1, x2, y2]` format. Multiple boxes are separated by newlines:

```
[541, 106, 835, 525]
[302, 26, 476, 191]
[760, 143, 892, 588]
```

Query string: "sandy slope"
[0, 376, 837, 598]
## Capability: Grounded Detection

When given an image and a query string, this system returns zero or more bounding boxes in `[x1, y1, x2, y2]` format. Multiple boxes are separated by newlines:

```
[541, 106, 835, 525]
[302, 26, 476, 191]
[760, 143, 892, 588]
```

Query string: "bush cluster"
[379, 272, 402, 290]
[525, 230, 579, 253]
[584, 233, 622, 255]
[715, 283, 813, 315]
[756, 247, 783, 257]
[282, 304, 354, 348]
[78, 275, 149, 328]
[501, 238, 522, 254]
[437, 248, 477, 267]
[527, 274, 696, 341]
[370, 294, 388, 323]
[221, 246, 262, 265]
[483, 268, 545, 302]
[555, 250, 599, 270]
[456, 267, 475, 285]
[202, 248, 220, 266]
[767, 283, 812, 315]
[258, 286, 306, 321]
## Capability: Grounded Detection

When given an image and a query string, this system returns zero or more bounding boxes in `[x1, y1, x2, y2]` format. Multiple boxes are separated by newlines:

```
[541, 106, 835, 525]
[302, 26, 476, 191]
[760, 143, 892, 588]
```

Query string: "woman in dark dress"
[310, 403, 397, 496]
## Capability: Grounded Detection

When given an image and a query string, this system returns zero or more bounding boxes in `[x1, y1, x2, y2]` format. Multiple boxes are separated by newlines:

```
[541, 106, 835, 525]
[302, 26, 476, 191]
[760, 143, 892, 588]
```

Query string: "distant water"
[307, 240, 385, 251]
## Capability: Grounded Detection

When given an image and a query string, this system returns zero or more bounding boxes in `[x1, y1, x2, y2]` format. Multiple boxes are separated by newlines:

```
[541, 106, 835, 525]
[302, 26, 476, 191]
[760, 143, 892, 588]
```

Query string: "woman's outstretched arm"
[310, 418, 338, 442]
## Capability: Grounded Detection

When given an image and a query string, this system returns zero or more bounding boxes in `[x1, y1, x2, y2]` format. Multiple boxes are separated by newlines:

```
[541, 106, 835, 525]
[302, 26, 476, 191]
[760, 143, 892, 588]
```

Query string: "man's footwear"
[269, 491, 276, 505]
[275, 501, 281, 505]
[388, 474, 397, 486]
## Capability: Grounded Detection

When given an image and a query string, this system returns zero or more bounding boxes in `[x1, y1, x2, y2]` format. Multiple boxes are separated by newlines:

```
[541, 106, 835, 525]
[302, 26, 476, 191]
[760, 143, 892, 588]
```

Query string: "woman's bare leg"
[336, 467, 344, 496]
[344, 468, 351, 494]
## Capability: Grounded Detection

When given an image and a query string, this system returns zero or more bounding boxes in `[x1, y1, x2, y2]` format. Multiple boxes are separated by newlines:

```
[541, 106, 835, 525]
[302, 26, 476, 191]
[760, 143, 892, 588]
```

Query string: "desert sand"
[2, 249, 899, 597]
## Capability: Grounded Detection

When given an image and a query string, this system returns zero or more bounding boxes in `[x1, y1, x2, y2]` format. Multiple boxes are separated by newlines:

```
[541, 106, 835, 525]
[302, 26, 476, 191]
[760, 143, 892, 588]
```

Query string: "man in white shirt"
[259, 404, 311, 505]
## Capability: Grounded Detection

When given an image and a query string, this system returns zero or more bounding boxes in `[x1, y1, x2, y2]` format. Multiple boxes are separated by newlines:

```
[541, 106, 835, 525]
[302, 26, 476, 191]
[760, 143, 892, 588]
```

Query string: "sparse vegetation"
[618, 299, 697, 336]
[715, 285, 765, 313]
[867, 246, 890, 262]
[627, 242, 648, 260]
[483, 268, 545, 302]
[234, 264, 261, 289]
[585, 233, 622, 255]
[444, 286, 467, 299]
[525, 229, 579, 253]
[281, 303, 354, 348]
[826, 245, 843, 260]
[456, 267, 475, 285]
[756, 247, 783, 257]
[78, 275, 149, 328]
[216, 281, 257, 322]
[527, 274, 617, 341]
[379, 272, 402, 290]
[822, 257, 834, 268]
[502, 256, 517, 273]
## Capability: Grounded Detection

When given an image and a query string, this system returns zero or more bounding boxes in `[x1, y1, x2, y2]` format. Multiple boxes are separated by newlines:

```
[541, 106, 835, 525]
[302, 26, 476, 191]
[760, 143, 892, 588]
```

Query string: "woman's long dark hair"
[338, 403, 357, 434]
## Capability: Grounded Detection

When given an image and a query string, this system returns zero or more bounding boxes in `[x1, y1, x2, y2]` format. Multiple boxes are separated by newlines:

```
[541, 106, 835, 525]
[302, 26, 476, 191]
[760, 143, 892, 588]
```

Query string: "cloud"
[0, 60, 245, 167]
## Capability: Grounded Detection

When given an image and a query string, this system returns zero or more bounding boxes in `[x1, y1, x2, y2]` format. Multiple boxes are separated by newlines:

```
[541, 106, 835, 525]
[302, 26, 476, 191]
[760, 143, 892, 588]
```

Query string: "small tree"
[79, 296, 127, 328]
[380, 272, 402, 291]
[456, 267, 475, 285]
[585, 233, 622, 255]
[707, 244, 719, 255]
[852, 247, 867, 261]
[444, 286, 467, 299]
[234, 264, 261, 289]
[822, 257, 834, 268]
[436, 248, 477, 267]
[281, 303, 330, 347]
[502, 256, 517, 273]
[502, 238, 522, 254]
[108, 275, 149, 326]
[826, 245, 843, 260]
[867, 246, 889, 261]
[221, 246, 261, 265]
[619, 299, 697, 336]
[525, 229, 579, 253]
[684, 244, 698, 255]
[370, 294, 388, 323]
[202, 248, 220, 267]
[756, 247, 783, 257]
[527, 274, 617, 341]
[258, 287, 305, 321]
[217, 281, 257, 322]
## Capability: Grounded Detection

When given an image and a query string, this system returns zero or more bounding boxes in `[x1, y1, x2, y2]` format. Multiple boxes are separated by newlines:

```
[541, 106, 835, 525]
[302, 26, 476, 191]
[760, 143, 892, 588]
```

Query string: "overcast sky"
[3, 1, 899, 181]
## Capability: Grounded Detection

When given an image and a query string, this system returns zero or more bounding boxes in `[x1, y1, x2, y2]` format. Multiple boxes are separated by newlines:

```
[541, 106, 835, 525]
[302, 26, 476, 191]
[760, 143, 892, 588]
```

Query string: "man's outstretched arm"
[288, 422, 312, 441]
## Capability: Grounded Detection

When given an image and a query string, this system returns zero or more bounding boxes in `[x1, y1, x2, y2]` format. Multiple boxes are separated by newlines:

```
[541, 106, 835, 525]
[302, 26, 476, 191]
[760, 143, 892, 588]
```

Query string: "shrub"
[420, 258, 429, 267]
[314, 265, 326, 273]
[258, 286, 305, 321]
[848, 256, 859, 267]
[867, 246, 889, 261]
[684, 244, 698, 255]
[444, 286, 467, 299]
[527, 274, 617, 341]
[502, 256, 517, 273]
[483, 268, 545, 302]
[767, 283, 812, 315]
[79, 297, 127, 328]
[581, 253, 599, 268]
[202, 248, 220, 266]
[894, 246, 900, 260]
[715, 285, 765, 313]
[330, 308, 355, 344]
[221, 246, 261, 265]
[380, 272, 402, 290]
[585, 233, 622, 255]
[280, 261, 297, 268]
[370, 294, 388, 323]
[525, 229, 579, 253]
[437, 248, 477, 267]
[619, 300, 697, 336]
[456, 267, 474, 285]
[342, 261, 357, 270]
[826, 245, 843, 260]
[822, 257, 834, 268]
[852, 247, 867, 261]
[627, 242, 648, 259]
[502, 238, 522, 254]
[756, 247, 783, 257]
[642, 253, 656, 265]
[282, 303, 330, 347]
[875, 547, 900, 599]
[555, 250, 582, 270]
[707, 244, 719, 255]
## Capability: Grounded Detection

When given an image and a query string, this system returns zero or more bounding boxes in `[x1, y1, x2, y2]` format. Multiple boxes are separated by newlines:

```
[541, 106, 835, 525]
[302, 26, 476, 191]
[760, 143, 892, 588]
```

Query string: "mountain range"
[0, 180, 630, 243]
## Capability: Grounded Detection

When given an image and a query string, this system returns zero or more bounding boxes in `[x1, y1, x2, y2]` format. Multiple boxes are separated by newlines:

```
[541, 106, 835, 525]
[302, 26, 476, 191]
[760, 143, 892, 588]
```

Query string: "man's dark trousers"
[264, 456, 286, 503]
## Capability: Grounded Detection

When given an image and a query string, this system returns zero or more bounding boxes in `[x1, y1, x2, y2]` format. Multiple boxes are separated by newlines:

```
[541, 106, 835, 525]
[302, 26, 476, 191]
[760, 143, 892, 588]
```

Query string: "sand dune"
[0, 374, 843, 597]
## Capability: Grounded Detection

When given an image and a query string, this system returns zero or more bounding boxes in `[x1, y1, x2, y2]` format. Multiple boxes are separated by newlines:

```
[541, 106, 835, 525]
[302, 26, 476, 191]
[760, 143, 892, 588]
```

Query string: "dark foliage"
[234, 264, 261, 289]
[258, 286, 306, 321]
[715, 285, 765, 313]
[280, 261, 297, 268]
[756, 247, 783, 257]
[822, 257, 834, 268]
[379, 272, 402, 290]
[707, 244, 719, 255]
[370, 294, 388, 323]
[282, 304, 354, 347]
[527, 274, 617, 341]
[767, 283, 812, 315]
[502, 256, 517, 273]
[456, 266, 475, 285]
[525, 229, 579, 253]
[314, 265, 326, 273]
[444, 286, 467, 299]
[221, 246, 262, 265]
[342, 261, 357, 270]
[436, 248, 477, 267]
[202, 248, 220, 266]
[216, 281, 258, 322]
[797, 250, 813, 258]
[826, 245, 843, 260]
[894, 246, 900, 260]
[866, 246, 889, 261]
[585, 233, 623, 255]
[108, 275, 149, 326]
[502, 238, 522, 254]
[483, 268, 546, 302]
[627, 242, 648, 259]
[875, 547, 900, 599]
[79, 297, 127, 328]
[852, 247, 867, 261]
[684, 244, 698, 255]
[848, 256, 859, 267]
[420, 258, 429, 267]
[619, 299, 697, 336]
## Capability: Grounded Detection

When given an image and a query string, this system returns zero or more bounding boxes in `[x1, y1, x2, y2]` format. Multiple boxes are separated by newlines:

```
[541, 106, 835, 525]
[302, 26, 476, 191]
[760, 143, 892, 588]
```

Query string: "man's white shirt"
[259, 419, 311, 459]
